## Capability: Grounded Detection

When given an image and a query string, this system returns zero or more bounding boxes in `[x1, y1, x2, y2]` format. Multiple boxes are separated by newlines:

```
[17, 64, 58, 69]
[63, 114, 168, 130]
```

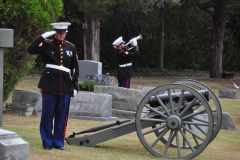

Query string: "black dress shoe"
[54, 147, 66, 151]
[43, 146, 52, 150]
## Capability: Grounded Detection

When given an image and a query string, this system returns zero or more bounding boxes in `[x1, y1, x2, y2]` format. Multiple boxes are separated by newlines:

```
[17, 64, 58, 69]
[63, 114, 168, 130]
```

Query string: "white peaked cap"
[50, 22, 71, 32]
[112, 36, 125, 46]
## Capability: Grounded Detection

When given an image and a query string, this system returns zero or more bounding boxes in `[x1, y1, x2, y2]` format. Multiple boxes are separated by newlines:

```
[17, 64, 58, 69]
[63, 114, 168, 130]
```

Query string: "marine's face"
[116, 43, 125, 50]
[55, 32, 66, 41]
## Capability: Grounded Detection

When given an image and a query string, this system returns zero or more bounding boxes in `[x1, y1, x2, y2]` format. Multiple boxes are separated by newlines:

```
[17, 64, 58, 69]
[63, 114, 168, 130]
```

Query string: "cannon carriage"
[66, 79, 222, 159]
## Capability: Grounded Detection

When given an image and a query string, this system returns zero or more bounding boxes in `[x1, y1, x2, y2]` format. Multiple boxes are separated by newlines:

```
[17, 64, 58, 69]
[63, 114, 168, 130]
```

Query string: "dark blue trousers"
[118, 78, 131, 88]
[40, 90, 70, 148]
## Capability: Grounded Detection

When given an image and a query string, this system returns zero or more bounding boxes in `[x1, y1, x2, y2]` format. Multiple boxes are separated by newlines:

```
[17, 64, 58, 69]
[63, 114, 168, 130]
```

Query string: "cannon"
[66, 79, 222, 159]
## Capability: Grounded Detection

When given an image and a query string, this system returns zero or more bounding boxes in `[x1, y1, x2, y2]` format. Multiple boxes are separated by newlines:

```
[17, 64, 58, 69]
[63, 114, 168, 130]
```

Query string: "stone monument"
[78, 60, 102, 82]
[219, 88, 239, 99]
[0, 29, 29, 160]
[69, 92, 118, 121]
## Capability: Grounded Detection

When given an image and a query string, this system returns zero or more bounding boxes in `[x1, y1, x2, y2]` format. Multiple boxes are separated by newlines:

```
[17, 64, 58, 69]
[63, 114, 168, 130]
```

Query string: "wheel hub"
[167, 115, 182, 130]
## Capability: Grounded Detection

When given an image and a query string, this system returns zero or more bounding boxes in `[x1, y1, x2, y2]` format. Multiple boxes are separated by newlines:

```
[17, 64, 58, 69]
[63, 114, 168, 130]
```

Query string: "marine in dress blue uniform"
[113, 36, 139, 88]
[27, 22, 79, 150]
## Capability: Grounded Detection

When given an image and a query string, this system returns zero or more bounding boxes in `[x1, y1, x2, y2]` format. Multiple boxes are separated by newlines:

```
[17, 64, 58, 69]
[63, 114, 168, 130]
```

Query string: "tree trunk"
[209, 0, 227, 78]
[159, 7, 164, 71]
[83, 15, 100, 61]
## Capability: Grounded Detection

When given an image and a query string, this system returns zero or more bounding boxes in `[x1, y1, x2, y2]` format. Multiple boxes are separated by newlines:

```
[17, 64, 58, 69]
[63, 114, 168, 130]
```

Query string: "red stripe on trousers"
[125, 79, 129, 88]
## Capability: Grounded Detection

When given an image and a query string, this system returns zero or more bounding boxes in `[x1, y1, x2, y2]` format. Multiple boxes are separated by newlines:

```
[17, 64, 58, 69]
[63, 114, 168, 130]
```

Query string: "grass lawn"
[2, 74, 240, 160]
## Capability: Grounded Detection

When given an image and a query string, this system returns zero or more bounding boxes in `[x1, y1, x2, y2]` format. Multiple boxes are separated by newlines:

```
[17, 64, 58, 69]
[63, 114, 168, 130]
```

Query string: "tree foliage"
[4, 0, 240, 101]
[68, 0, 116, 61]
[56, 0, 240, 75]
[224, 4, 240, 71]
[101, 0, 240, 76]
[99, 0, 213, 71]
[0, 0, 63, 101]
[72, 0, 115, 19]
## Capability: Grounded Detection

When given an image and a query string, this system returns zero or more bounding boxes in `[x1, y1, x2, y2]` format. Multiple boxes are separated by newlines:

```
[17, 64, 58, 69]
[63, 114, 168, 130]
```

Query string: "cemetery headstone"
[10, 89, 41, 115]
[94, 86, 142, 118]
[78, 60, 102, 82]
[85, 74, 113, 86]
[219, 88, 239, 99]
[69, 92, 118, 121]
[0, 28, 29, 160]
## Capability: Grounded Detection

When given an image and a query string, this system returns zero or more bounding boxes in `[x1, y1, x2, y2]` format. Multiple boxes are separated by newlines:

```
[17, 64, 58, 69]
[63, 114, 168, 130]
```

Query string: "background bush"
[0, 0, 63, 101]
[79, 80, 101, 92]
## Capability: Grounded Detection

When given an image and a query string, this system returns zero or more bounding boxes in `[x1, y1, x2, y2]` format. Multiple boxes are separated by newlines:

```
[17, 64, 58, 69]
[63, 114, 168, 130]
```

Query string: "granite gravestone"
[69, 92, 118, 121]
[94, 86, 143, 118]
[78, 60, 102, 82]
[0, 29, 14, 127]
[0, 29, 29, 160]
[85, 74, 113, 86]
[10, 89, 41, 115]
[219, 88, 239, 99]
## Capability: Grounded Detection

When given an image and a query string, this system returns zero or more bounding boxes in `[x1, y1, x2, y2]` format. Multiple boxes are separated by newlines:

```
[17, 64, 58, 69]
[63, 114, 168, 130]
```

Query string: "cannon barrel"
[148, 89, 209, 107]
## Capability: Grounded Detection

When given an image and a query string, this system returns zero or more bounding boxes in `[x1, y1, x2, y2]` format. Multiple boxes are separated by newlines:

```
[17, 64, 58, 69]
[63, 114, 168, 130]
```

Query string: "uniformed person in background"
[113, 36, 139, 88]
[27, 22, 79, 151]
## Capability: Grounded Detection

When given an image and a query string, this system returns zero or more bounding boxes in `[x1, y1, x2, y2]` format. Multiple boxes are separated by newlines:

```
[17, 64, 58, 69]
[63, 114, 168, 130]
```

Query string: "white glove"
[132, 39, 137, 46]
[130, 39, 134, 46]
[41, 31, 56, 39]
[74, 90, 77, 96]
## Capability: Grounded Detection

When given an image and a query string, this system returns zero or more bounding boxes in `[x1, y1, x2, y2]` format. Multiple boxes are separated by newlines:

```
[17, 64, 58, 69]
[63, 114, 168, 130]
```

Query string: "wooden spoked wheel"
[135, 83, 214, 159]
[171, 79, 222, 142]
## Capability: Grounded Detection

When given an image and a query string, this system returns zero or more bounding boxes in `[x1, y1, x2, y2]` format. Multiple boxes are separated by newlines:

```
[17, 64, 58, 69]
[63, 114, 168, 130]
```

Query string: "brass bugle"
[125, 34, 142, 50]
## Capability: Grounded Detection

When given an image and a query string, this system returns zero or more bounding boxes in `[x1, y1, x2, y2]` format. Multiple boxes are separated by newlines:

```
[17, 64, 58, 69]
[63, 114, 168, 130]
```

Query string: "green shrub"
[0, 0, 63, 102]
[79, 80, 101, 91]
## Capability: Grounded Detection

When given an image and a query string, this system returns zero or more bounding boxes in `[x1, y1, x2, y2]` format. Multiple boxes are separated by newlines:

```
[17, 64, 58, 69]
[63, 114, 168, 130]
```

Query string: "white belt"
[46, 64, 71, 73]
[119, 63, 132, 67]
